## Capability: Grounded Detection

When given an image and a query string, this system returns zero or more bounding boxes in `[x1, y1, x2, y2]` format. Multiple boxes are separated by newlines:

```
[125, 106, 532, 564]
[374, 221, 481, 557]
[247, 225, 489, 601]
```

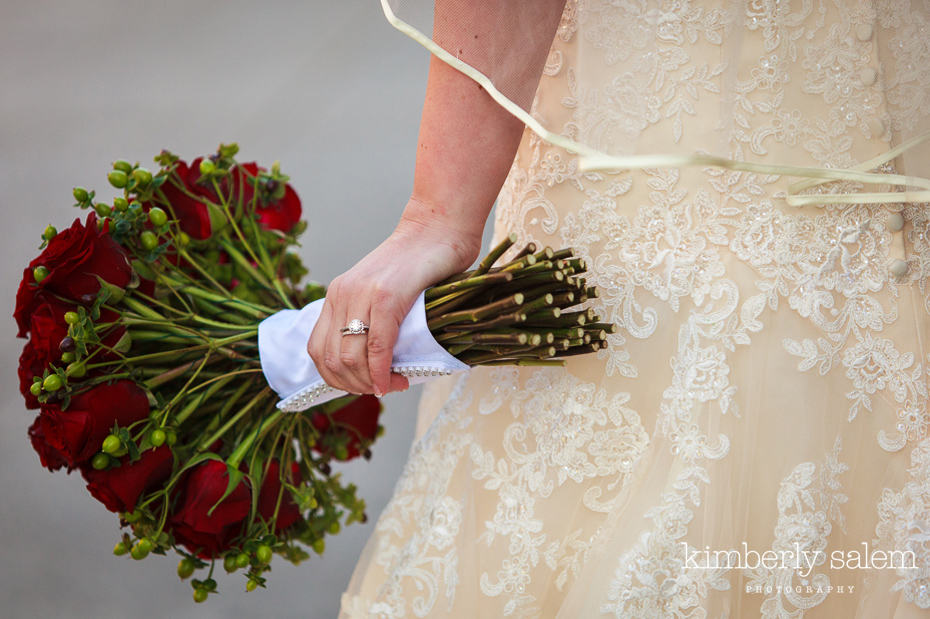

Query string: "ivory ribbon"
[380, 0, 930, 207]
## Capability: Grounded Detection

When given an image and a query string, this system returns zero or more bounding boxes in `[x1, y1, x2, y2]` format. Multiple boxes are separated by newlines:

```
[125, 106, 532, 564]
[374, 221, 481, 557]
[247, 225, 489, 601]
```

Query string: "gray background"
[0, 1, 493, 617]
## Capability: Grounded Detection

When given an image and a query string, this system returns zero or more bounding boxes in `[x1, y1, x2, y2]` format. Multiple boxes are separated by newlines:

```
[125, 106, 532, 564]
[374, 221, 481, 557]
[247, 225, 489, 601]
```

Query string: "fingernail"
[375, 391, 383, 398]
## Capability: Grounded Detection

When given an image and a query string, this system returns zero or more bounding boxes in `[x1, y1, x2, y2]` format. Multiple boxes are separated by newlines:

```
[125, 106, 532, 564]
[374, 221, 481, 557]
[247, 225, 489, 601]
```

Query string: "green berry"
[328, 521, 341, 535]
[42, 374, 62, 392]
[64, 311, 80, 325]
[72, 187, 89, 202]
[128, 200, 143, 215]
[193, 588, 208, 603]
[203, 578, 217, 591]
[91, 453, 110, 470]
[235, 552, 250, 569]
[113, 197, 128, 212]
[112, 160, 132, 173]
[66, 363, 86, 378]
[42, 225, 57, 241]
[177, 557, 195, 579]
[335, 445, 349, 460]
[94, 203, 112, 217]
[107, 170, 128, 189]
[223, 554, 238, 573]
[148, 207, 167, 227]
[177, 231, 191, 247]
[140, 230, 158, 251]
[312, 538, 325, 554]
[29, 382, 42, 396]
[130, 539, 151, 560]
[165, 429, 177, 446]
[113, 541, 129, 556]
[150, 429, 166, 447]
[33, 266, 49, 283]
[123, 509, 142, 523]
[199, 159, 216, 175]
[256, 544, 272, 565]
[60, 352, 75, 363]
[245, 579, 259, 592]
[131, 167, 152, 186]
[102, 434, 121, 455]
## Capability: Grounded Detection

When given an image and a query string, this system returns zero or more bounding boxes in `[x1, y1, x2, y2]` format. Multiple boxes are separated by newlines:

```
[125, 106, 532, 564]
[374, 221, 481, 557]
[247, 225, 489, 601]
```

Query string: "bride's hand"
[307, 204, 481, 397]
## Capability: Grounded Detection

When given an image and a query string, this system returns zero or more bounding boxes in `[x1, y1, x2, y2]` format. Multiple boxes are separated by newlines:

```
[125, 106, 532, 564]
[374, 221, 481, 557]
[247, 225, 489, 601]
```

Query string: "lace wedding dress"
[340, 1, 930, 616]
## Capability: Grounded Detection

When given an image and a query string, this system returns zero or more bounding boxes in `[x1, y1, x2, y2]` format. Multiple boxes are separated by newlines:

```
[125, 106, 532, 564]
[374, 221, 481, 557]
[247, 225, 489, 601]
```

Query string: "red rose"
[17, 297, 71, 409]
[14, 212, 131, 337]
[257, 459, 303, 532]
[168, 460, 251, 558]
[189, 158, 301, 233]
[36, 380, 150, 469]
[312, 394, 382, 461]
[28, 416, 68, 472]
[82, 446, 174, 513]
[151, 160, 212, 240]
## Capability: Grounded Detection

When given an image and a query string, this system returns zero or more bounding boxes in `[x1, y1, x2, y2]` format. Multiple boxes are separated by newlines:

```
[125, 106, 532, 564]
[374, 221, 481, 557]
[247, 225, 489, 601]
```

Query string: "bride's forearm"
[398, 0, 567, 268]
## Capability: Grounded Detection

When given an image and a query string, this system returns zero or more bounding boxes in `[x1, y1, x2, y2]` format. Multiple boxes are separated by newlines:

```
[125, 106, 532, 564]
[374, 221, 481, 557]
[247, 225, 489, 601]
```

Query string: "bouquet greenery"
[15, 143, 610, 602]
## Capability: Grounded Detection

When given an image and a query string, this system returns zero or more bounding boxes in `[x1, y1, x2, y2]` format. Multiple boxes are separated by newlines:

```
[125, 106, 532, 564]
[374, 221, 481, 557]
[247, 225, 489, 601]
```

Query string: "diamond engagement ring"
[340, 319, 370, 336]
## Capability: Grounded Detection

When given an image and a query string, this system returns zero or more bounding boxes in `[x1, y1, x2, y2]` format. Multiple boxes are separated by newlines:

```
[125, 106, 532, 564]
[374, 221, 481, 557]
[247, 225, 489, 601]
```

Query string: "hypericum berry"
[64, 311, 80, 325]
[245, 579, 258, 592]
[130, 538, 152, 560]
[312, 539, 325, 554]
[335, 445, 349, 460]
[131, 167, 152, 186]
[92, 453, 110, 470]
[193, 588, 208, 604]
[203, 578, 217, 592]
[140, 230, 158, 251]
[148, 206, 167, 227]
[73, 187, 89, 202]
[42, 225, 57, 241]
[112, 159, 132, 173]
[29, 382, 42, 396]
[177, 231, 191, 247]
[128, 201, 143, 216]
[107, 170, 128, 189]
[59, 336, 76, 352]
[328, 521, 341, 535]
[113, 541, 130, 556]
[150, 428, 166, 447]
[102, 434, 121, 455]
[256, 544, 273, 565]
[66, 363, 86, 378]
[223, 554, 238, 573]
[165, 429, 178, 446]
[33, 266, 49, 283]
[235, 552, 250, 569]
[113, 197, 128, 212]
[42, 374, 62, 392]
[177, 557, 196, 579]
[94, 203, 112, 217]
[199, 159, 216, 175]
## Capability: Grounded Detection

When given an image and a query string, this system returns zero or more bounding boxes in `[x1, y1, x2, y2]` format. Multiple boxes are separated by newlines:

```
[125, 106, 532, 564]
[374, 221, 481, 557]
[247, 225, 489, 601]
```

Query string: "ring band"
[340, 318, 370, 336]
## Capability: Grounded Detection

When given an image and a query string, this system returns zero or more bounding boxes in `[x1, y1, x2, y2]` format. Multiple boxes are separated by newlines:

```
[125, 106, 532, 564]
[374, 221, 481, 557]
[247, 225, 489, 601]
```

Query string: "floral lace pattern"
[343, 1, 930, 616]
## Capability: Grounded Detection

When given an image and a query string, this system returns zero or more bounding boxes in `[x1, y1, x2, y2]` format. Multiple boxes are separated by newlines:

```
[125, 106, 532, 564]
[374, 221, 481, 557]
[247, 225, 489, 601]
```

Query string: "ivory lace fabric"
[340, 1, 930, 617]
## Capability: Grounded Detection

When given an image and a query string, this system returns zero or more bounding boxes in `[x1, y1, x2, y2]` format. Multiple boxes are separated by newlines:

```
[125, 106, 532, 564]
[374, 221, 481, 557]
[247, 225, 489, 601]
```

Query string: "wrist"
[396, 197, 483, 273]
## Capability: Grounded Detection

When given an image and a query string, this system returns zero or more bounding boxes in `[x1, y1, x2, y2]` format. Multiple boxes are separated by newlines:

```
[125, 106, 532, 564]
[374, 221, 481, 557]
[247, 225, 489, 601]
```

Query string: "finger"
[388, 371, 409, 393]
[338, 302, 375, 394]
[311, 295, 342, 390]
[367, 303, 402, 397]
[326, 299, 370, 395]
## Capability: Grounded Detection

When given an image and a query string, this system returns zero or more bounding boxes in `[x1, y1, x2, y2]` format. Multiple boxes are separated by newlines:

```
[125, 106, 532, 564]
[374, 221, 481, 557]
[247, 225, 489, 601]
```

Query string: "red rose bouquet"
[16, 143, 610, 602]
